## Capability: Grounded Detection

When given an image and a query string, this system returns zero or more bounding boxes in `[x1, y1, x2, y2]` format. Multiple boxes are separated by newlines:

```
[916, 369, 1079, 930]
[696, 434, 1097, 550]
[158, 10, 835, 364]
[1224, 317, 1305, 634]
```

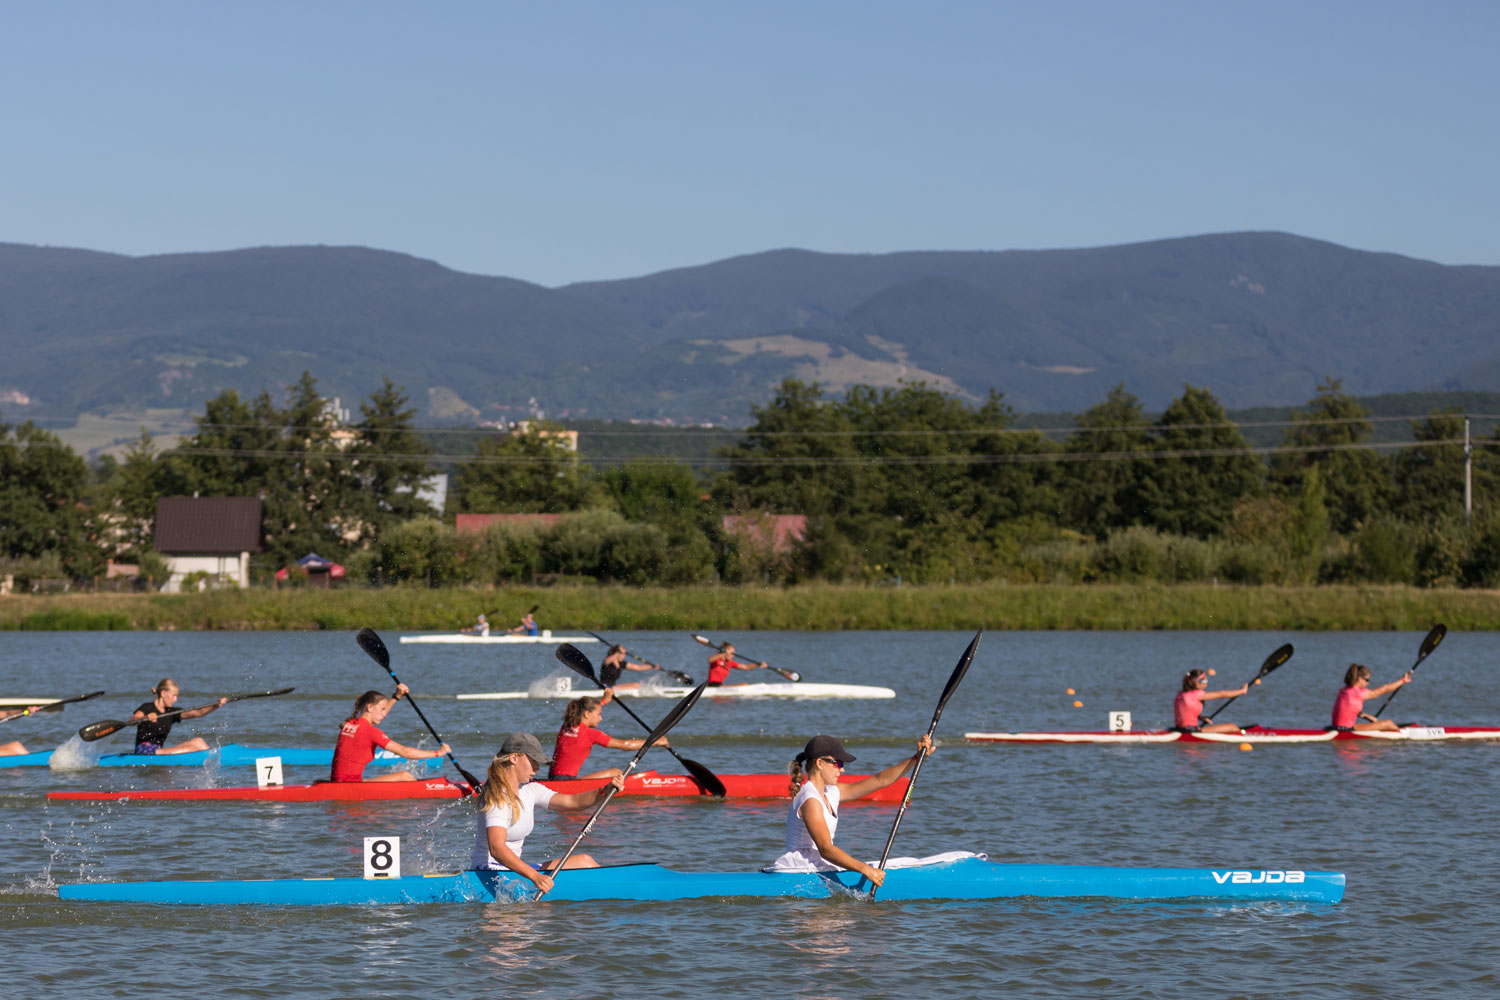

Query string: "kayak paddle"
[585, 630, 694, 684]
[691, 634, 801, 682]
[78, 688, 293, 742]
[355, 627, 481, 790]
[2, 691, 104, 723]
[870, 627, 982, 898]
[539, 680, 707, 899]
[1372, 623, 1446, 719]
[555, 643, 726, 797]
[1204, 643, 1294, 722]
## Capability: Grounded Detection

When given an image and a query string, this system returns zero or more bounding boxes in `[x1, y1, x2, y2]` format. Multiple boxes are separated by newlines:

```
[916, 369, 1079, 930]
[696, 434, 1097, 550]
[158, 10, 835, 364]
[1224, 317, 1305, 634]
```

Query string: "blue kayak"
[58, 857, 1345, 905]
[0, 743, 436, 769]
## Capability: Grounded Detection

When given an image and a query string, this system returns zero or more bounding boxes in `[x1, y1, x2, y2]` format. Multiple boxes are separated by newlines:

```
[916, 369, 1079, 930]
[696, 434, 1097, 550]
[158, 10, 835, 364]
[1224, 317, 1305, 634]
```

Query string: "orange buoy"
[1207, 668, 1216, 676]
[1072, 700, 1083, 708]
[1065, 688, 1076, 695]
[1238, 743, 1253, 751]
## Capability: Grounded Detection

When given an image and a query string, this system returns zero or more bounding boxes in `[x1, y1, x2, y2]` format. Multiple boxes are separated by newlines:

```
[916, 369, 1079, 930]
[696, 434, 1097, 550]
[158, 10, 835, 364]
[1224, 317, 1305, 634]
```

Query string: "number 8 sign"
[364, 836, 401, 879]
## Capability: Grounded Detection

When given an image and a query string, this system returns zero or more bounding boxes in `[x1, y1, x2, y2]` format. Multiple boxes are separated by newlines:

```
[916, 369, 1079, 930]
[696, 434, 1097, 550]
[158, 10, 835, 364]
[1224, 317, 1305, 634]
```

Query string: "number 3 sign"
[364, 836, 401, 879]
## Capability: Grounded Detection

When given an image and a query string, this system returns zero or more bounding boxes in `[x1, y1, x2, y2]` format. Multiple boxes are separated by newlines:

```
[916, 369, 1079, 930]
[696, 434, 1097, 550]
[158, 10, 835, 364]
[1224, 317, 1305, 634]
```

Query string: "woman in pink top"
[1330, 663, 1411, 732]
[1172, 669, 1251, 734]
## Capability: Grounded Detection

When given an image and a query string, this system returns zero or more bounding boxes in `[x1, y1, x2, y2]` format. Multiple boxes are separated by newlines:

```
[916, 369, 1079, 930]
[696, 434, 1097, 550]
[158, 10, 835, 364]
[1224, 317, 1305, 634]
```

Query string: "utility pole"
[1464, 416, 1472, 524]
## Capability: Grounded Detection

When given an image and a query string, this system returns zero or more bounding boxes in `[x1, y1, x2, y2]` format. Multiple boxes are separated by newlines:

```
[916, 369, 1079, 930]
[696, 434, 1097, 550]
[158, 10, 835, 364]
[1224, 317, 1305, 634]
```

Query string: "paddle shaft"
[692, 634, 800, 682]
[355, 628, 481, 789]
[539, 682, 706, 899]
[1373, 624, 1446, 719]
[871, 629, 982, 897]
[1205, 643, 1294, 721]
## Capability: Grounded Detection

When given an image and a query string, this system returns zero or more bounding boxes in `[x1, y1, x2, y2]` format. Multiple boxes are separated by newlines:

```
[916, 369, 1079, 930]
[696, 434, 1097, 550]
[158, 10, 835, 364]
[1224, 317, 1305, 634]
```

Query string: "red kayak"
[963, 724, 1500, 744]
[47, 771, 908, 803]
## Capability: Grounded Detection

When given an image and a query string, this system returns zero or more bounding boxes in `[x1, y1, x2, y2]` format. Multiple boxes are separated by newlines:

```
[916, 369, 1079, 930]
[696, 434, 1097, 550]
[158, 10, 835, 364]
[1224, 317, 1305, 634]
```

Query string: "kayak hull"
[458, 681, 895, 700]
[45, 771, 908, 803]
[1, 743, 436, 769]
[399, 633, 595, 645]
[58, 857, 1345, 905]
[963, 725, 1500, 744]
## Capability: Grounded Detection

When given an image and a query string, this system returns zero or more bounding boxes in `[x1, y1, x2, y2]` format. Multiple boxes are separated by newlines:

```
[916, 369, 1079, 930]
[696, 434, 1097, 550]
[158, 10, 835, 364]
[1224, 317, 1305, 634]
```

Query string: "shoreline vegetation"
[1, 584, 1495, 632]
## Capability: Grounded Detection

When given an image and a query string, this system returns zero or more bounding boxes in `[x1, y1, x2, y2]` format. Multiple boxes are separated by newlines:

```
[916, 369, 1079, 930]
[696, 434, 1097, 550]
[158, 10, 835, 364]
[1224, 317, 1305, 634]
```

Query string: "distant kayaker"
[463, 614, 490, 637]
[548, 691, 668, 779]
[510, 611, 539, 636]
[1172, 669, 1252, 735]
[128, 680, 228, 755]
[707, 642, 766, 687]
[0, 704, 44, 755]
[767, 733, 933, 887]
[471, 732, 625, 897]
[330, 685, 450, 782]
[1330, 663, 1412, 733]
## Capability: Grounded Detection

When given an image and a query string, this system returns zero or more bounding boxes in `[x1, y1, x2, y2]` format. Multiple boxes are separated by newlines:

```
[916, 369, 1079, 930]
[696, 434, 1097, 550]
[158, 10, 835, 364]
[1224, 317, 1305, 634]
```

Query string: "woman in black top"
[128, 679, 227, 755]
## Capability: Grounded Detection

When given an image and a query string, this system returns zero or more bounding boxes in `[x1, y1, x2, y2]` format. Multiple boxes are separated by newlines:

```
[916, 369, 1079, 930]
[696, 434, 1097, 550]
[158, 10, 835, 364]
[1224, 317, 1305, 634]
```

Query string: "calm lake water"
[4, 628, 1498, 999]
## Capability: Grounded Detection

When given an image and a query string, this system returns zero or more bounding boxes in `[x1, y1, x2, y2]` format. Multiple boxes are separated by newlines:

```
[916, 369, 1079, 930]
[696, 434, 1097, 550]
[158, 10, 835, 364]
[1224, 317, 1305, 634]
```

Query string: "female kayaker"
[768, 733, 933, 887]
[1331, 663, 1411, 732]
[331, 685, 450, 782]
[707, 642, 767, 687]
[472, 732, 625, 897]
[1172, 669, 1252, 734]
[597, 644, 665, 693]
[548, 692, 668, 779]
[127, 680, 228, 755]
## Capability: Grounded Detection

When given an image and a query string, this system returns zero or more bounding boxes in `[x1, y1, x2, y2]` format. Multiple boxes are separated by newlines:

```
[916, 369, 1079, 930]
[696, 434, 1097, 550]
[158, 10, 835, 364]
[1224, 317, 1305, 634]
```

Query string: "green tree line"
[4, 373, 1499, 590]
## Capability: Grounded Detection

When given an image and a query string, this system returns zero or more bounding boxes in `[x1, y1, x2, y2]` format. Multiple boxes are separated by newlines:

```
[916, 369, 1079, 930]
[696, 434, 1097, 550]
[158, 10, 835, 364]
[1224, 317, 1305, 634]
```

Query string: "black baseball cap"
[801, 734, 855, 764]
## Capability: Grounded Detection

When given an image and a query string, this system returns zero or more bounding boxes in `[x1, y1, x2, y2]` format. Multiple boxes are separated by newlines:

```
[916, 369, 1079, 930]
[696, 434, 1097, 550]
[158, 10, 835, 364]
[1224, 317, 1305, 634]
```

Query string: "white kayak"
[456, 676, 895, 700]
[399, 631, 597, 645]
[0, 697, 62, 707]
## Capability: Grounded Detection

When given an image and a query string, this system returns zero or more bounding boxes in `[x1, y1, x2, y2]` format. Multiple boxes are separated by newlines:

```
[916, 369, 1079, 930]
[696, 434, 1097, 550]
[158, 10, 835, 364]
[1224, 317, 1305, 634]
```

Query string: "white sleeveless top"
[767, 780, 842, 871]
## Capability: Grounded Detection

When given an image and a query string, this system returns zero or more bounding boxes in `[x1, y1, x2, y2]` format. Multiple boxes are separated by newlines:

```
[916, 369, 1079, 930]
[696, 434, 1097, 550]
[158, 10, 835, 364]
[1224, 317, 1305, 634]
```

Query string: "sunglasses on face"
[820, 756, 845, 770]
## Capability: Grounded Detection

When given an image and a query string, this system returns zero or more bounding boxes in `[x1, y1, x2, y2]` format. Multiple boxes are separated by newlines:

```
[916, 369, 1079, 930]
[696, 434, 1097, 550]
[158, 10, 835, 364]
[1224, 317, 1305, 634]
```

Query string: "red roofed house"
[154, 497, 263, 593]
[721, 514, 807, 554]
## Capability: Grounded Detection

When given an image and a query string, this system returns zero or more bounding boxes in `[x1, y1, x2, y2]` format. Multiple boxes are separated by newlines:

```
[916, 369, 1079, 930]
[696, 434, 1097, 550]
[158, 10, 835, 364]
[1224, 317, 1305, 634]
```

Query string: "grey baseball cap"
[498, 732, 548, 766]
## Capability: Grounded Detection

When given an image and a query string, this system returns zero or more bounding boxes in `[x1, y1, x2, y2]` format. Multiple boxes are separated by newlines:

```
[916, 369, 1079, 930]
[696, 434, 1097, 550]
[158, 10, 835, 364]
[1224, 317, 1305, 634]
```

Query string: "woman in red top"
[1330, 663, 1411, 732]
[548, 692, 668, 779]
[330, 684, 450, 782]
[707, 643, 767, 687]
[1172, 669, 1250, 734]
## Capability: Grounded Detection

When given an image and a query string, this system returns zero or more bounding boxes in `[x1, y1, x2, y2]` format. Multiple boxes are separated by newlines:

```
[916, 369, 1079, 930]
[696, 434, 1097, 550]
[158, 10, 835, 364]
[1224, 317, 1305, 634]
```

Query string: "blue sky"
[2, 1, 1495, 287]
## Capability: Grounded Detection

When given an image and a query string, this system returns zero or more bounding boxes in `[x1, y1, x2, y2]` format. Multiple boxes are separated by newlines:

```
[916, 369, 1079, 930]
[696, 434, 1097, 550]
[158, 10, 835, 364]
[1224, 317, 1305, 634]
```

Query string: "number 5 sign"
[364, 836, 401, 879]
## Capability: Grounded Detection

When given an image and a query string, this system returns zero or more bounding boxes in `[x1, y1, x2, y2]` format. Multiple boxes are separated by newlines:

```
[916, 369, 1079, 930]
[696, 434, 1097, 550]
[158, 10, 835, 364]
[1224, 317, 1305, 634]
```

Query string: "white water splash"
[45, 735, 107, 770]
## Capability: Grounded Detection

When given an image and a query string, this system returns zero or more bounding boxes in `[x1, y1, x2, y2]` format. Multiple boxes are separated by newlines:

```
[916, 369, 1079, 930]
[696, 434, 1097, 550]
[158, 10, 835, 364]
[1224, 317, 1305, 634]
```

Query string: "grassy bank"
[1, 584, 1496, 631]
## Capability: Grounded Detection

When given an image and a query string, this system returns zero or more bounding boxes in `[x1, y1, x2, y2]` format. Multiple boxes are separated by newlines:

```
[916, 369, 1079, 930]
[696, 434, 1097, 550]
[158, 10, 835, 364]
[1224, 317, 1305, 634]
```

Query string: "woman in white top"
[469, 731, 624, 897]
[770, 733, 933, 888]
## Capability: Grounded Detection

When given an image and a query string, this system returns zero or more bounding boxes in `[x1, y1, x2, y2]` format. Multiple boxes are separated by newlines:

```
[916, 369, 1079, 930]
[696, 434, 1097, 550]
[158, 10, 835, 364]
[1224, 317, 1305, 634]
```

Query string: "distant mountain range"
[3, 232, 1498, 430]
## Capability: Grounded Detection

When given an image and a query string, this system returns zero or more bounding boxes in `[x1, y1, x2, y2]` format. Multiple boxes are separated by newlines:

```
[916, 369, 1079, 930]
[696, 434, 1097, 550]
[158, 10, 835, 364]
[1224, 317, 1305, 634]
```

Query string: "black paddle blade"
[1259, 644, 1294, 677]
[1419, 624, 1446, 661]
[679, 755, 728, 798]
[555, 643, 600, 684]
[355, 628, 391, 671]
[36, 691, 107, 714]
[929, 628, 983, 730]
[667, 670, 694, 684]
[78, 719, 131, 742]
